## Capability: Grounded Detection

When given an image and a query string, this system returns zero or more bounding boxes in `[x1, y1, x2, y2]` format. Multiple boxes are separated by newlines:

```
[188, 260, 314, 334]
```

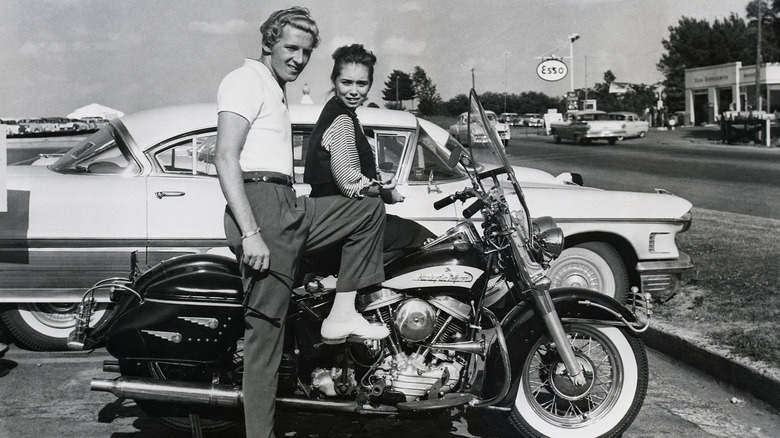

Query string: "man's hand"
[242, 233, 271, 271]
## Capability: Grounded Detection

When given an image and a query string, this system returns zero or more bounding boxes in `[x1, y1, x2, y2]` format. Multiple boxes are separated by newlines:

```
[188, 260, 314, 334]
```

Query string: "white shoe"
[321, 313, 389, 345]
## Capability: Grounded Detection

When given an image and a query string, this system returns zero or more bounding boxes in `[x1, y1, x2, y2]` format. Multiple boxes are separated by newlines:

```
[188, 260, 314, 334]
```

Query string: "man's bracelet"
[241, 227, 262, 241]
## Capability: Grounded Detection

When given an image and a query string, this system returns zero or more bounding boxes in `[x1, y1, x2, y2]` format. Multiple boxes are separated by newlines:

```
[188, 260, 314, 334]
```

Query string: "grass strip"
[655, 207, 780, 367]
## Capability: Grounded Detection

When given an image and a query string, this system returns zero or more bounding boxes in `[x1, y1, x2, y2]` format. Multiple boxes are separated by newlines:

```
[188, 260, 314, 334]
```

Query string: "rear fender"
[483, 287, 640, 404]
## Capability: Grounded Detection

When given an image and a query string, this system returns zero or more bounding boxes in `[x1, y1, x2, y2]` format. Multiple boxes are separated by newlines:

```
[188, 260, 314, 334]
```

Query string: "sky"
[0, 0, 754, 118]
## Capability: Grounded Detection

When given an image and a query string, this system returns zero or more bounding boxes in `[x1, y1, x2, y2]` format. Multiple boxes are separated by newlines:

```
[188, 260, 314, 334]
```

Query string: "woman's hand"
[377, 171, 397, 190]
[380, 188, 405, 204]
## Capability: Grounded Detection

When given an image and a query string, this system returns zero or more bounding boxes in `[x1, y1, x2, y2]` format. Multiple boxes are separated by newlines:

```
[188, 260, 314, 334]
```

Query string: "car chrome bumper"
[635, 252, 694, 301]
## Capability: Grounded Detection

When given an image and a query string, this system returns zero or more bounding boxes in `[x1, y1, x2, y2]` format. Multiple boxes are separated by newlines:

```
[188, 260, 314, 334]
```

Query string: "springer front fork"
[528, 287, 587, 387]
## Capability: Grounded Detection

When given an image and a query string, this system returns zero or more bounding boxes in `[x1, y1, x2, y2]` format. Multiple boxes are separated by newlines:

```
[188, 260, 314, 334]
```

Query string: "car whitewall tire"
[547, 242, 629, 302]
[1, 303, 110, 351]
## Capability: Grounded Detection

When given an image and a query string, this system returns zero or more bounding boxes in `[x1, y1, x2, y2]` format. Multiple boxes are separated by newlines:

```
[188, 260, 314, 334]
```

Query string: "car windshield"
[49, 124, 141, 175]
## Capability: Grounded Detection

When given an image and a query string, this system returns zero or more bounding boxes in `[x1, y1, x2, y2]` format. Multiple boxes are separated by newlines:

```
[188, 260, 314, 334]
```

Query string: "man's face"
[264, 26, 315, 85]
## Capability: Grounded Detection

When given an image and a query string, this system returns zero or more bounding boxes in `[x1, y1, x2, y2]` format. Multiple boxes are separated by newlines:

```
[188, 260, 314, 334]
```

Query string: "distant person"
[213, 8, 386, 437]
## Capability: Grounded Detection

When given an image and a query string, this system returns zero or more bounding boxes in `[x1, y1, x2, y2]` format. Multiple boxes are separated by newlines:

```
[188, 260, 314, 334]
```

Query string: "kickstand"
[189, 413, 204, 438]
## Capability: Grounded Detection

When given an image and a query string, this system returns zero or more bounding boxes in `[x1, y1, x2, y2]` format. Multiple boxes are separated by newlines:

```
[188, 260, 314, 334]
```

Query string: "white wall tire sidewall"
[547, 246, 617, 298]
[513, 326, 639, 437]
[16, 303, 108, 339]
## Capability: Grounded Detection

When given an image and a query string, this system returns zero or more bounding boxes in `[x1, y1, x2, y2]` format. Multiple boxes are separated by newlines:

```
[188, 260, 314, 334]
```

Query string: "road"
[506, 126, 780, 220]
[1, 344, 778, 437]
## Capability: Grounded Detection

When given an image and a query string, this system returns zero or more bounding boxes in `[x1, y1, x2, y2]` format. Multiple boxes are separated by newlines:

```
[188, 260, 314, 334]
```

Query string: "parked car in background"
[17, 118, 59, 134]
[81, 116, 110, 130]
[450, 110, 511, 146]
[1, 119, 21, 136]
[548, 110, 627, 145]
[41, 117, 90, 132]
[608, 111, 649, 139]
[499, 112, 520, 126]
[521, 113, 544, 127]
[1, 103, 692, 350]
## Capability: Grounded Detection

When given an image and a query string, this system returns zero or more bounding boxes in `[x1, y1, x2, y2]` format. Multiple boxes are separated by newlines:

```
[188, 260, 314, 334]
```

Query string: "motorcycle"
[69, 90, 651, 437]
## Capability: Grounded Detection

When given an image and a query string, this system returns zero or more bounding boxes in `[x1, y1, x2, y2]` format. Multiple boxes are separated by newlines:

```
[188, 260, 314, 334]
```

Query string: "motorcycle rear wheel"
[133, 359, 243, 434]
[508, 324, 648, 438]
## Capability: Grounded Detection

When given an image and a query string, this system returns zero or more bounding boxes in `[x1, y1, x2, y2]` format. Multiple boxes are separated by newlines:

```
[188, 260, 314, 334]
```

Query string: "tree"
[583, 71, 656, 115]
[381, 70, 415, 110]
[411, 66, 443, 116]
[656, 0, 780, 112]
[746, 0, 780, 64]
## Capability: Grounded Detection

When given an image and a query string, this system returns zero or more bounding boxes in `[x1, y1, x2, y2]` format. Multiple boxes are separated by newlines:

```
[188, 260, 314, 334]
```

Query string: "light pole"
[568, 33, 580, 92]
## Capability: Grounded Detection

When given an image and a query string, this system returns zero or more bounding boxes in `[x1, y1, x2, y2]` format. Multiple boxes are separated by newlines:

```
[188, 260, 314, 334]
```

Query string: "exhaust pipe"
[91, 377, 243, 408]
[91, 377, 395, 414]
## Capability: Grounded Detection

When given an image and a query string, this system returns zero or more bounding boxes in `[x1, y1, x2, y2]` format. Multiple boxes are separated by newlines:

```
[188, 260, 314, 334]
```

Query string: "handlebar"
[434, 188, 478, 211]
[433, 195, 457, 210]
[463, 199, 485, 218]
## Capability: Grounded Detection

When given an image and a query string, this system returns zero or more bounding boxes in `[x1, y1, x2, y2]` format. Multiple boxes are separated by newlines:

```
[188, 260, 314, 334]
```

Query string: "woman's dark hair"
[261, 7, 320, 49]
[330, 44, 377, 86]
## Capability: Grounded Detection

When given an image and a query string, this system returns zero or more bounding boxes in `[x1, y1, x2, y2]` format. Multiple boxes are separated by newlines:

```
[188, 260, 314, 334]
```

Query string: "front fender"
[482, 287, 640, 404]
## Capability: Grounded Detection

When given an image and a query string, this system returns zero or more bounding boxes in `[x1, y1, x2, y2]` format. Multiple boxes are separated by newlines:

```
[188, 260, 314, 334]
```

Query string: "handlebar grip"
[463, 199, 485, 218]
[434, 195, 456, 210]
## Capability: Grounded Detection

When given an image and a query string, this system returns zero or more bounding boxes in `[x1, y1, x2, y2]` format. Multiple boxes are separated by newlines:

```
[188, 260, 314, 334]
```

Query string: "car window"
[50, 125, 142, 175]
[154, 133, 218, 176]
[408, 126, 463, 183]
[373, 131, 409, 174]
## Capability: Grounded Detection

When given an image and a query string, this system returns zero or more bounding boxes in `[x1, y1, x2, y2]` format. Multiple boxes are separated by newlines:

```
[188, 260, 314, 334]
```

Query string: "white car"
[0, 103, 692, 350]
[608, 111, 650, 139]
[450, 110, 511, 146]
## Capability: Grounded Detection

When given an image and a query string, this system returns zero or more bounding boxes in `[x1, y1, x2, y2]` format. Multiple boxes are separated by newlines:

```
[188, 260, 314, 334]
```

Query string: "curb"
[641, 324, 780, 410]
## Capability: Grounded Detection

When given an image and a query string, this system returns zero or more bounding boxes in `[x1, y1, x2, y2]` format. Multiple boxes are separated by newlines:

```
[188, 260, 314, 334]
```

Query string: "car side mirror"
[446, 143, 467, 169]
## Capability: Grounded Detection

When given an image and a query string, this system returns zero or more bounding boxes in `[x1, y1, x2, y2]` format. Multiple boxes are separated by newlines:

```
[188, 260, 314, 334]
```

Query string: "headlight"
[531, 216, 564, 262]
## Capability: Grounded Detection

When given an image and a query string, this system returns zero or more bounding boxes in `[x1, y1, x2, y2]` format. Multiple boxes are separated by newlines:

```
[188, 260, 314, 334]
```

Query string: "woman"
[304, 44, 433, 343]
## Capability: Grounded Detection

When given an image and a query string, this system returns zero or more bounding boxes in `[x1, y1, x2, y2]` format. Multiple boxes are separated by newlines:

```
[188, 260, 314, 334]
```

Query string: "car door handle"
[156, 191, 185, 199]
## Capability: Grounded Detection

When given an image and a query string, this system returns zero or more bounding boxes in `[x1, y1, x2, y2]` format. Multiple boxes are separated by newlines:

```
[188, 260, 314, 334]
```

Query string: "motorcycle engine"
[353, 288, 473, 401]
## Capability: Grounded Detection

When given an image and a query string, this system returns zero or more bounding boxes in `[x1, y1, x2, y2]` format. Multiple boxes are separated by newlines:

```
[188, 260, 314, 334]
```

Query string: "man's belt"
[243, 171, 294, 188]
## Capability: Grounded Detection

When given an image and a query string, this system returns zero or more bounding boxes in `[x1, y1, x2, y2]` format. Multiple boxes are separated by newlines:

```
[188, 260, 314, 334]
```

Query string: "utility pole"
[504, 53, 507, 113]
[755, 0, 762, 111]
[395, 75, 399, 109]
[584, 55, 589, 99]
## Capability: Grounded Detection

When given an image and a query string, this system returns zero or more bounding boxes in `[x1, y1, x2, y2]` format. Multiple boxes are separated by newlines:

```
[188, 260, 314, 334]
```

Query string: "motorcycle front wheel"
[508, 324, 648, 438]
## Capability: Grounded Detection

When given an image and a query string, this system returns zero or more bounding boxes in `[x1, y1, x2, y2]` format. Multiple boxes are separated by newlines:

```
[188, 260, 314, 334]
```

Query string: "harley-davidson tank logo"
[179, 317, 219, 329]
[413, 268, 473, 283]
[383, 266, 483, 290]
[142, 330, 183, 344]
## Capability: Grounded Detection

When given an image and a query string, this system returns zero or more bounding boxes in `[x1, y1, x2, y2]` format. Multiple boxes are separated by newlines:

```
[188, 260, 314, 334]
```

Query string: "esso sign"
[536, 59, 568, 82]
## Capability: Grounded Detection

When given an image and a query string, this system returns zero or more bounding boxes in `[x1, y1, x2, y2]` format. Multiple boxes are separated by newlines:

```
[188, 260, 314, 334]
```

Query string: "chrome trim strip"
[636, 252, 693, 273]
[144, 298, 243, 308]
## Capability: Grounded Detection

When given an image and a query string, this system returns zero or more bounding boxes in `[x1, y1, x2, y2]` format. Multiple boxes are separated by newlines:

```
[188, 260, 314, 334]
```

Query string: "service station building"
[685, 62, 780, 125]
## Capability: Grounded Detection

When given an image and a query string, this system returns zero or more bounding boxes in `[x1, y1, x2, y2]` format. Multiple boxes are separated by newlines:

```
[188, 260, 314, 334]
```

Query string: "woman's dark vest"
[304, 97, 375, 197]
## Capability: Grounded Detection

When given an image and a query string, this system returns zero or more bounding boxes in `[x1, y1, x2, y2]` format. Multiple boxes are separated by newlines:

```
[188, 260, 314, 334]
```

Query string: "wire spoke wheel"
[509, 324, 648, 438]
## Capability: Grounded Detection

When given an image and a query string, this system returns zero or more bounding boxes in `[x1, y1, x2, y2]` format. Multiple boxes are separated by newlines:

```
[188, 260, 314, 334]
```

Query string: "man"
[214, 7, 388, 437]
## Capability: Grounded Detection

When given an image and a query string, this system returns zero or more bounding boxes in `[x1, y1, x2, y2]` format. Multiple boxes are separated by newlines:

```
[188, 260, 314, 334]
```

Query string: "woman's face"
[335, 62, 371, 110]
